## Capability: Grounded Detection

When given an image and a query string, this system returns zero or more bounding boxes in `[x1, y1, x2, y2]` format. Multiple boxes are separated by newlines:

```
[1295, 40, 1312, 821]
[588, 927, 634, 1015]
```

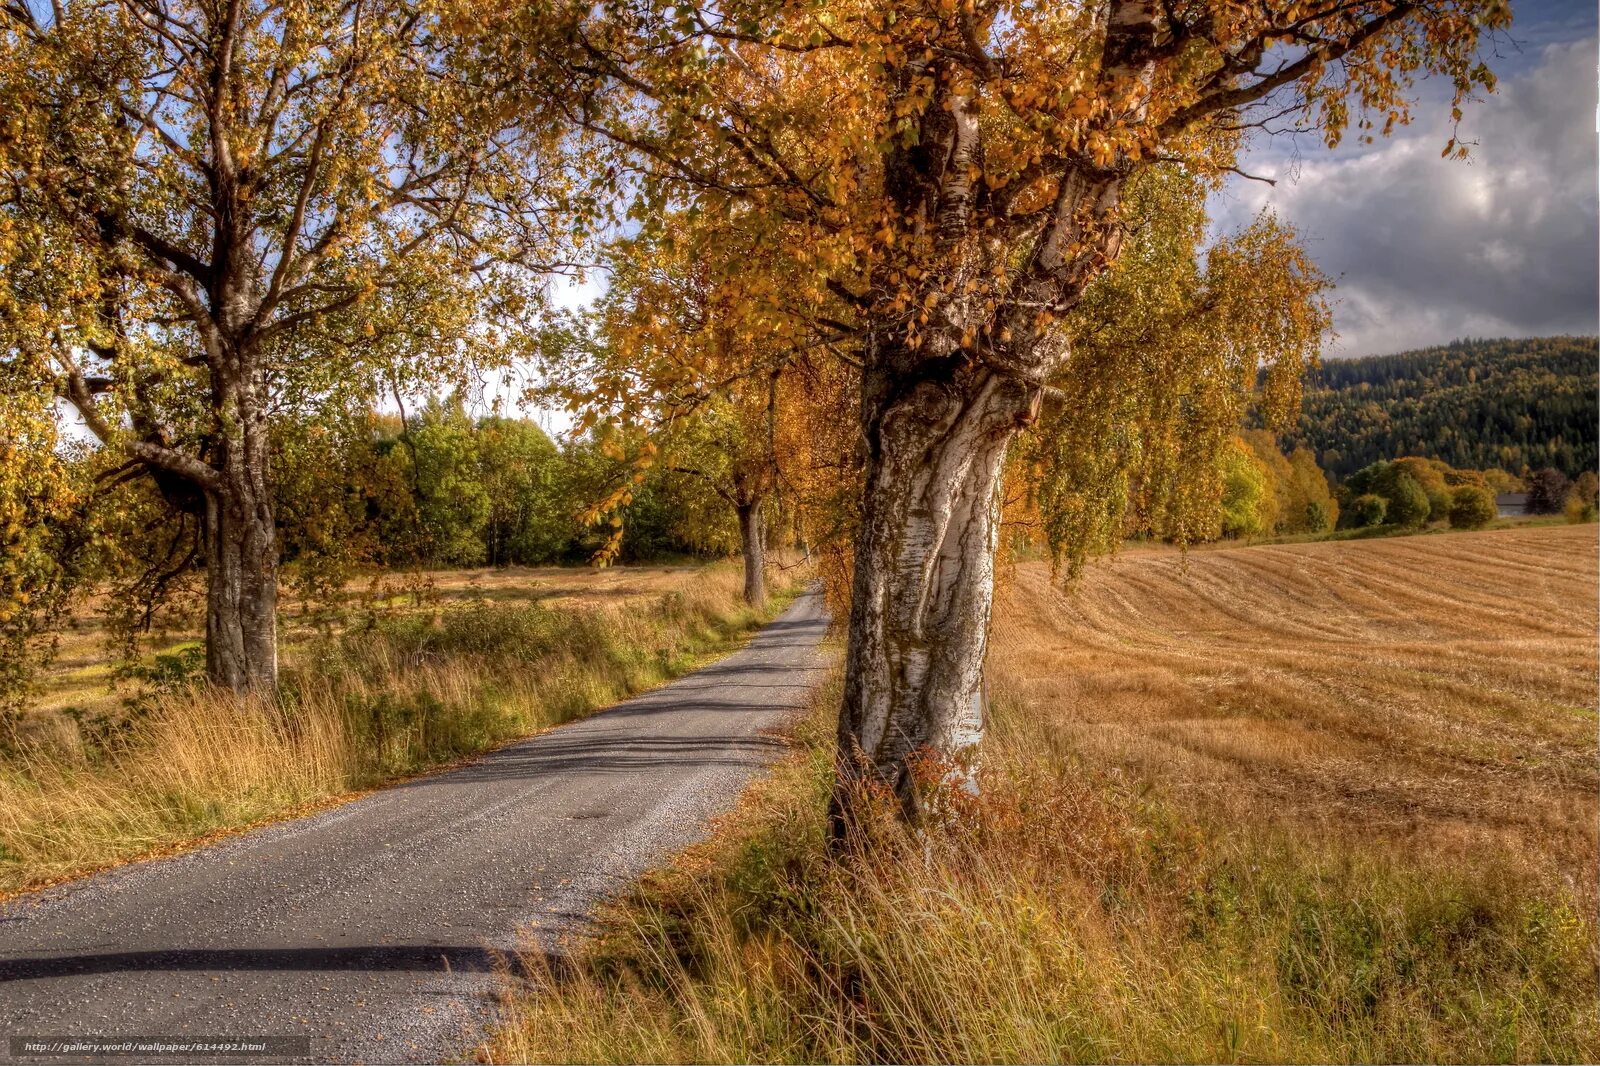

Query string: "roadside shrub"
[1448, 486, 1498, 530]
[1350, 493, 1388, 527]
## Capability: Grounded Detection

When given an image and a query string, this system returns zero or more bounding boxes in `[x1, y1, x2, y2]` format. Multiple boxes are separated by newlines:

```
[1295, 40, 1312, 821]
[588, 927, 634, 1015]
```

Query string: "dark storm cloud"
[1211, 38, 1599, 357]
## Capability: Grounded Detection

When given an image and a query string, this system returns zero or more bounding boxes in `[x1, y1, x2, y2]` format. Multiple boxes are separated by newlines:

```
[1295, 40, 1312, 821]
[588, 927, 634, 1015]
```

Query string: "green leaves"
[1021, 169, 1330, 571]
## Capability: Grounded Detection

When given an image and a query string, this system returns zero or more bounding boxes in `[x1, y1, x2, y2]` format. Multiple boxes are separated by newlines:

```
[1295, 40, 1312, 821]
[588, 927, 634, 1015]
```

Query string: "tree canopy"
[0, 0, 578, 689]
[0, 0, 1520, 825]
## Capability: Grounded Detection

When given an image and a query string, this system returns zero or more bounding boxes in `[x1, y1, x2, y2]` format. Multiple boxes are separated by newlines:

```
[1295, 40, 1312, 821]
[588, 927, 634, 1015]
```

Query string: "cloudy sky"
[1209, 0, 1598, 358]
[517, 1, 1600, 416]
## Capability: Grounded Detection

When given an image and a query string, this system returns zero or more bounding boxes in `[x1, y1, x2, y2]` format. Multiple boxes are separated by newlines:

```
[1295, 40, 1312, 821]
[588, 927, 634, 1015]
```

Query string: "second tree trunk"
[202, 464, 279, 693]
[737, 500, 766, 607]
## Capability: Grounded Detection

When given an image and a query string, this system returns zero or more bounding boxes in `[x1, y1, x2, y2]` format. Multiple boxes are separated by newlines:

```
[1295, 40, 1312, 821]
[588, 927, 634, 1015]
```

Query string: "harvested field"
[992, 524, 1598, 887]
[485, 524, 1600, 1064]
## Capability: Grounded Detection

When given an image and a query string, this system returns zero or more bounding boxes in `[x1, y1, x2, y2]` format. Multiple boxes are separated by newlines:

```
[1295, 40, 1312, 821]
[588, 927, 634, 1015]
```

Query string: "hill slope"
[1292, 336, 1598, 479]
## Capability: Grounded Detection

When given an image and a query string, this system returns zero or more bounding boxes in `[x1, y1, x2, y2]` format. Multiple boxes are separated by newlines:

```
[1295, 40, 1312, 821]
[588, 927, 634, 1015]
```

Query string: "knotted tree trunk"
[826, 10, 1143, 833]
[202, 486, 278, 691]
[201, 368, 279, 692]
[833, 359, 1041, 828]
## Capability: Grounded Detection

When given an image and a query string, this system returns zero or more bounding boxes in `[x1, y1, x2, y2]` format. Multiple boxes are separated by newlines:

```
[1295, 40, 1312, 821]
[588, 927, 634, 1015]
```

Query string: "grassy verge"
[484, 675, 1596, 1064]
[0, 563, 800, 897]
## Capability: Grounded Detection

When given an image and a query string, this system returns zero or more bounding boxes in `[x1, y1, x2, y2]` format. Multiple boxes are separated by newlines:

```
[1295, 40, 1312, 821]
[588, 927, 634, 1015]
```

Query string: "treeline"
[1334, 457, 1595, 532]
[1219, 430, 1343, 538]
[1294, 336, 1599, 480]
[274, 397, 743, 574]
[1213, 435, 1600, 543]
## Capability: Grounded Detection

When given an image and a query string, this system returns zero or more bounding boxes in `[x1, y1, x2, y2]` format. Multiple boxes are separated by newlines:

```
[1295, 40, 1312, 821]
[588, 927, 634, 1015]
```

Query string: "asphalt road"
[0, 591, 830, 1064]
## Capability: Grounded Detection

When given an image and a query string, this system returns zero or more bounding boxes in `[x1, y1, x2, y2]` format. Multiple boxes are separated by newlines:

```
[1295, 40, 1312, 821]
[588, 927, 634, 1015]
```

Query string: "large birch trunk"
[833, 364, 1039, 829]
[202, 377, 278, 692]
[737, 501, 766, 607]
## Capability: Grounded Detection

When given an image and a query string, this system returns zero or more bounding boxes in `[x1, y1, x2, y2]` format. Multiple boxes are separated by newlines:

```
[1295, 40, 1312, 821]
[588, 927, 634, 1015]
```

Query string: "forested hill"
[1293, 336, 1599, 480]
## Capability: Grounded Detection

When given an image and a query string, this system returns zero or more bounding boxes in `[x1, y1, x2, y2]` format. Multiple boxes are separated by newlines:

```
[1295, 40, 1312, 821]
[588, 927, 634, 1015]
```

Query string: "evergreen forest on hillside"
[1293, 336, 1598, 480]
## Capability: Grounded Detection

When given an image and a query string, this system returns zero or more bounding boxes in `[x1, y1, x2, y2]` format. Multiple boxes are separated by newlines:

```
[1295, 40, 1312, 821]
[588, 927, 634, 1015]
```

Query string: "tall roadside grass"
[485, 673, 1599, 1065]
[0, 563, 796, 896]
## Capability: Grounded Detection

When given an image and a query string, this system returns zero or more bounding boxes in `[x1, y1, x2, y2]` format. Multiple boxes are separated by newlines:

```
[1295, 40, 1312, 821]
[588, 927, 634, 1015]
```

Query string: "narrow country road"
[0, 592, 830, 1064]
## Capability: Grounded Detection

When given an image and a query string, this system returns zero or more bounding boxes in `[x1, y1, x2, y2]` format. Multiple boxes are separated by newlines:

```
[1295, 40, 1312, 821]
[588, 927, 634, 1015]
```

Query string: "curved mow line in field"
[1054, 529, 1592, 647]
[991, 526, 1598, 868]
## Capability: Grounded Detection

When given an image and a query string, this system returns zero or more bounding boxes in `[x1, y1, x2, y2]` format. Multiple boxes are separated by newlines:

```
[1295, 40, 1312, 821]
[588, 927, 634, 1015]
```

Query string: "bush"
[1392, 457, 1455, 521]
[1343, 461, 1433, 528]
[1566, 472, 1598, 523]
[1382, 471, 1431, 527]
[1447, 486, 1498, 530]
[1350, 493, 1388, 527]
[1289, 449, 1340, 532]
[1525, 468, 1573, 515]
[1303, 499, 1335, 533]
[1219, 440, 1272, 539]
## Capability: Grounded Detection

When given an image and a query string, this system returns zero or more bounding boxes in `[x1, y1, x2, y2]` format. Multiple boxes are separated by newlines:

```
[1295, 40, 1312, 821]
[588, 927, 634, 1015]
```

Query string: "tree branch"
[1160, 3, 1417, 135]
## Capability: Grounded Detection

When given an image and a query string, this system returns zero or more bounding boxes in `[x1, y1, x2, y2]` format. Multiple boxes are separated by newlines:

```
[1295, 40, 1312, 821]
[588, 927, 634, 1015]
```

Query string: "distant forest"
[1292, 336, 1599, 481]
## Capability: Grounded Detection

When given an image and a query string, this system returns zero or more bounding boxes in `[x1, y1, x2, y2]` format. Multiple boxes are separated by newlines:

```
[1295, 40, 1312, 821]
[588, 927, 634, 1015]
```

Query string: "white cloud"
[1210, 38, 1599, 358]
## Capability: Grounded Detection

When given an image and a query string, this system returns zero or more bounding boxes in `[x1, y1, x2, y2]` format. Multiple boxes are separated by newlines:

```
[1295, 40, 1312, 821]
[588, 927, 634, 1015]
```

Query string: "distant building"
[1495, 493, 1529, 517]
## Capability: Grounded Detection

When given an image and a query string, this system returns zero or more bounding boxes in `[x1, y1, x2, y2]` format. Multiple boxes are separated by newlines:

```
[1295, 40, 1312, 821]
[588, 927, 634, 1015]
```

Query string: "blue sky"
[1210, 0, 1599, 357]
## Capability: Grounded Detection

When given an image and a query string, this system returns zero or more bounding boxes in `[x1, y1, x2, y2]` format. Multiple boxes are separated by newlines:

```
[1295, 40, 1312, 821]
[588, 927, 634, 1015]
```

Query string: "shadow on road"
[392, 731, 789, 786]
[0, 945, 548, 982]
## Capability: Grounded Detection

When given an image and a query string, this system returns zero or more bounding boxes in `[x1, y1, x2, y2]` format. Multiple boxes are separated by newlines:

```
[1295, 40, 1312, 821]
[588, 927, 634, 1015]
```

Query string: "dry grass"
[485, 525, 1598, 1064]
[30, 563, 710, 718]
[0, 562, 801, 896]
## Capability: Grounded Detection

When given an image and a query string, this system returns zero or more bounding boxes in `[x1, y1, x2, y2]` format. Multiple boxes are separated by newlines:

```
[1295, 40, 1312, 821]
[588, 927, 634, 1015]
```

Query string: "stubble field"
[991, 523, 1597, 890]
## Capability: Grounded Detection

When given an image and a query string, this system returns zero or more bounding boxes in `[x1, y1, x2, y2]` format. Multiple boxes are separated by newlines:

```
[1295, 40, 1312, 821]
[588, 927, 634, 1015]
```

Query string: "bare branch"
[1161, 3, 1417, 135]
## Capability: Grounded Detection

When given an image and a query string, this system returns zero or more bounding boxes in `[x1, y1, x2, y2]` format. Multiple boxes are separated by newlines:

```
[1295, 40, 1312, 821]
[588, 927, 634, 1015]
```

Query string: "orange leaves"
[1083, 131, 1118, 169]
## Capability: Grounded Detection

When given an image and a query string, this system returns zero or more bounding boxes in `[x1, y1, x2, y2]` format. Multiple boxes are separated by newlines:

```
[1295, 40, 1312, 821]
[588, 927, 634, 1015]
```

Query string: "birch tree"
[496, 0, 1507, 820]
